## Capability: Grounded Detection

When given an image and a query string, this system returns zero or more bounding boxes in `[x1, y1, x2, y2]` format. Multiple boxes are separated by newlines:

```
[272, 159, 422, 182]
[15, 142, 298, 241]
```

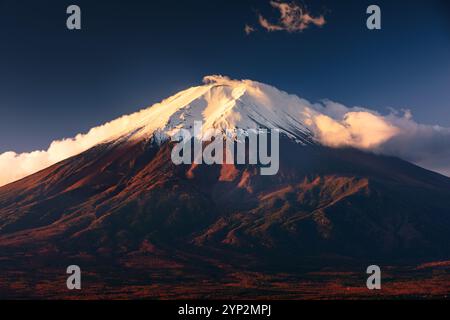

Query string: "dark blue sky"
[1, 0, 449, 152]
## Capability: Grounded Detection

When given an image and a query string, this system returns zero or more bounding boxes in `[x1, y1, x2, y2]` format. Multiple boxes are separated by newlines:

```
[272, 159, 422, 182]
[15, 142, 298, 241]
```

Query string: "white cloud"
[310, 112, 399, 149]
[304, 100, 399, 149]
[381, 115, 450, 176]
[0, 106, 159, 187]
[306, 100, 450, 176]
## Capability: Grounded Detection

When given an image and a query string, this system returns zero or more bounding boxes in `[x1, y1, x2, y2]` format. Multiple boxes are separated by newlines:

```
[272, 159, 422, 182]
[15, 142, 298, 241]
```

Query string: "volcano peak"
[107, 75, 315, 146]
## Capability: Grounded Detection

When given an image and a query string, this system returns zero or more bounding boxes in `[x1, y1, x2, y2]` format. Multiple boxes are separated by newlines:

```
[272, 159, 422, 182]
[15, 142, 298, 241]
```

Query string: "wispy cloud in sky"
[257, 1, 326, 33]
[244, 24, 256, 35]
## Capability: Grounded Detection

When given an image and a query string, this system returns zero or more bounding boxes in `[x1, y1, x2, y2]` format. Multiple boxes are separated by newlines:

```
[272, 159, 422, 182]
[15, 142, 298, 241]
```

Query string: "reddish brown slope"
[1, 137, 450, 263]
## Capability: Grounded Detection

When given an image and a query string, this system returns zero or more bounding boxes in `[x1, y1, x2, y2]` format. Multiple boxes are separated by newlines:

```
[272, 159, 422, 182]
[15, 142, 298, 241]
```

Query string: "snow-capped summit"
[0, 75, 322, 187]
[0, 75, 401, 187]
[107, 75, 316, 145]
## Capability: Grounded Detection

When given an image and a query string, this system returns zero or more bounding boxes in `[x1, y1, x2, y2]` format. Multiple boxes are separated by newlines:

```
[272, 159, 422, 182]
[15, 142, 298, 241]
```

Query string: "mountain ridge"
[1, 76, 450, 298]
[1, 136, 450, 261]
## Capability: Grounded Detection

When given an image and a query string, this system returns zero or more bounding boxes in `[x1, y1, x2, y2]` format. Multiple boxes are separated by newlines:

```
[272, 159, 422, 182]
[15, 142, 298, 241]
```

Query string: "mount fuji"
[90, 75, 316, 145]
[1, 76, 450, 299]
